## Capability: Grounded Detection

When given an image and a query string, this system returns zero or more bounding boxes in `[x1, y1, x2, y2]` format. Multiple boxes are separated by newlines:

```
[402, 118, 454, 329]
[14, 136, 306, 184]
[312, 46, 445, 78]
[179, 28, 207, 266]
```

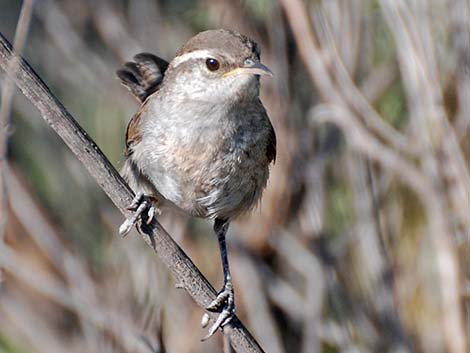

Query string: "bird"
[116, 29, 276, 339]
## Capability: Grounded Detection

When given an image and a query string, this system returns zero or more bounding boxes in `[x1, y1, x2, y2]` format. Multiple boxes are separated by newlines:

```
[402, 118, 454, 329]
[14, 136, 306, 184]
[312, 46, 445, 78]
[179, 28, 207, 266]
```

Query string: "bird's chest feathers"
[161, 103, 258, 162]
[178, 118, 257, 171]
[141, 100, 266, 190]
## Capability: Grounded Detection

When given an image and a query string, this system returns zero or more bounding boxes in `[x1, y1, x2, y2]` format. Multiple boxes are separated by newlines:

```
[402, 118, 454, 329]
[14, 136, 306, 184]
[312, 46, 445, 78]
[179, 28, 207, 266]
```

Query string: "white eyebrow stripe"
[171, 49, 214, 68]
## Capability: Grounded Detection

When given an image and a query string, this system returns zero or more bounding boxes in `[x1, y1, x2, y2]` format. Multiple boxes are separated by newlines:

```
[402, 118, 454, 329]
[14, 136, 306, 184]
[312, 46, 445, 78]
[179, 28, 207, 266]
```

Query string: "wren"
[116, 29, 276, 339]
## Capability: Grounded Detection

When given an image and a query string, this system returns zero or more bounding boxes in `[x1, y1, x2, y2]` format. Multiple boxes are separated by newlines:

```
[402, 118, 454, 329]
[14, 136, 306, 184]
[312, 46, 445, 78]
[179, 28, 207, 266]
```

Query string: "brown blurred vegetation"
[0, 0, 469, 352]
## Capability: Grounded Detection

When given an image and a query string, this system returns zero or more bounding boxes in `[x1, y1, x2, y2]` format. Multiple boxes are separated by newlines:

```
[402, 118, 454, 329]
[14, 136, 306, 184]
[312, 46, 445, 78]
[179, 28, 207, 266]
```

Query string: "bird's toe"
[201, 281, 235, 340]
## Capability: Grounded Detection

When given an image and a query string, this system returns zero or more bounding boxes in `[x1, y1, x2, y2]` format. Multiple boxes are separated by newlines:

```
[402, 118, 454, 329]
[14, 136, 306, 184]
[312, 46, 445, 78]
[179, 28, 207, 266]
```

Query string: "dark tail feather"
[116, 53, 169, 102]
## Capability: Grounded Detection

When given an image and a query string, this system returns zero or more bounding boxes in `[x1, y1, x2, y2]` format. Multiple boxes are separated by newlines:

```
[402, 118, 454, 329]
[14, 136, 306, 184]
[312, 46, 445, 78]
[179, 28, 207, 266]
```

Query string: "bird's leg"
[118, 192, 157, 236]
[201, 218, 235, 340]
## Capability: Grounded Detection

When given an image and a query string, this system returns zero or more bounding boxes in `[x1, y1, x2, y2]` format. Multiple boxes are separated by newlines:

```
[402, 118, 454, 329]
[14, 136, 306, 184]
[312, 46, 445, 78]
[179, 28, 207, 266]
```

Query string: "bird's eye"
[206, 58, 220, 71]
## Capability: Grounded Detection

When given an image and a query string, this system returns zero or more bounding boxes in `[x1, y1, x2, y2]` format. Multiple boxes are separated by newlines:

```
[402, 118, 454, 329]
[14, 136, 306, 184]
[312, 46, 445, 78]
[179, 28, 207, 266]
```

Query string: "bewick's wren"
[116, 29, 276, 339]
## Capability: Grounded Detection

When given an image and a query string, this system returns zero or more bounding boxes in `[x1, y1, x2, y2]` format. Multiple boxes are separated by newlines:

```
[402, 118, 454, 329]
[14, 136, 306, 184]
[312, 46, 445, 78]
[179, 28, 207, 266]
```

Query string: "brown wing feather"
[125, 100, 150, 155]
[267, 121, 276, 164]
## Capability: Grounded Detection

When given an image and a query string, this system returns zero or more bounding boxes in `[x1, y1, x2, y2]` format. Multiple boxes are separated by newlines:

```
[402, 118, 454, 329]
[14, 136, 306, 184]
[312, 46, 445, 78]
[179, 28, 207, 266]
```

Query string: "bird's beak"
[223, 59, 273, 78]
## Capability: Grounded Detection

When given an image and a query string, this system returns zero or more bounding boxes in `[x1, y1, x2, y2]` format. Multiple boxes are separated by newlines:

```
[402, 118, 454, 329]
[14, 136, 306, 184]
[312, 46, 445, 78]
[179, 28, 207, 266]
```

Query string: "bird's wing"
[125, 99, 151, 155]
[116, 53, 169, 102]
[267, 119, 277, 164]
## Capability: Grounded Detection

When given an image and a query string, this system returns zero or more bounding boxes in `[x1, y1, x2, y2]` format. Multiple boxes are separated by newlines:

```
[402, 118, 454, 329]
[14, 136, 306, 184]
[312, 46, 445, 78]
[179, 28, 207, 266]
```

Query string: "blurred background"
[0, 1, 469, 352]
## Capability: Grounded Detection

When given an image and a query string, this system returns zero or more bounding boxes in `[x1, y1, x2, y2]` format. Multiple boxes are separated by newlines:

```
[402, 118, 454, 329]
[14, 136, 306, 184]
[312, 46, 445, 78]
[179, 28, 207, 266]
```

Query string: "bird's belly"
[133, 113, 271, 220]
[142, 146, 269, 220]
[192, 154, 269, 220]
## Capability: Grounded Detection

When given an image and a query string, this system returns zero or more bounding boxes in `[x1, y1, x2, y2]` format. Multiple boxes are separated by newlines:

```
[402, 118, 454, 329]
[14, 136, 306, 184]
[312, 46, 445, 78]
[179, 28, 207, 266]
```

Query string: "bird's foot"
[119, 192, 159, 236]
[201, 281, 235, 341]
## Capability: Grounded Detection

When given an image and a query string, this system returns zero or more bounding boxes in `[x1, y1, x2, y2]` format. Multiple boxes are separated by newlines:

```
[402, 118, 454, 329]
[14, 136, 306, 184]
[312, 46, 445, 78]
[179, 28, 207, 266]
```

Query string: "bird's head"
[163, 29, 272, 103]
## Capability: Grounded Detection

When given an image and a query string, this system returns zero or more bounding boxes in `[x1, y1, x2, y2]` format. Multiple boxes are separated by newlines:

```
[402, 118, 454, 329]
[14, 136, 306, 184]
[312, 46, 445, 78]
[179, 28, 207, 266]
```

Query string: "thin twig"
[1, 244, 160, 353]
[7, 169, 152, 351]
[379, 3, 467, 352]
[279, 0, 414, 156]
[0, 32, 264, 353]
[312, 102, 465, 353]
[0, 0, 34, 244]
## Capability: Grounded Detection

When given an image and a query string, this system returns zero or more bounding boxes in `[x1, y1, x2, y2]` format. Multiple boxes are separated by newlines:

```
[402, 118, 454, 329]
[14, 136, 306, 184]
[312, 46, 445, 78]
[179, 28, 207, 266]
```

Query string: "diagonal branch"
[0, 31, 264, 353]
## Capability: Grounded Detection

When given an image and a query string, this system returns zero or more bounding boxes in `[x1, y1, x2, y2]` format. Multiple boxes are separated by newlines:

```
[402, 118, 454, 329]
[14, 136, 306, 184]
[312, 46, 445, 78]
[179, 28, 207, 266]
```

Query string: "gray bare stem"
[0, 0, 34, 243]
[0, 32, 264, 353]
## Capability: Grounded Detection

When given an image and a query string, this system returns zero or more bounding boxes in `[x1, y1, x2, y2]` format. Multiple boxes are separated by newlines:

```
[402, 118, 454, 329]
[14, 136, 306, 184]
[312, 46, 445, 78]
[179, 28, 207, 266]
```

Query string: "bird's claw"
[118, 217, 135, 236]
[146, 204, 157, 224]
[201, 282, 235, 341]
[118, 192, 157, 236]
[127, 192, 144, 211]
